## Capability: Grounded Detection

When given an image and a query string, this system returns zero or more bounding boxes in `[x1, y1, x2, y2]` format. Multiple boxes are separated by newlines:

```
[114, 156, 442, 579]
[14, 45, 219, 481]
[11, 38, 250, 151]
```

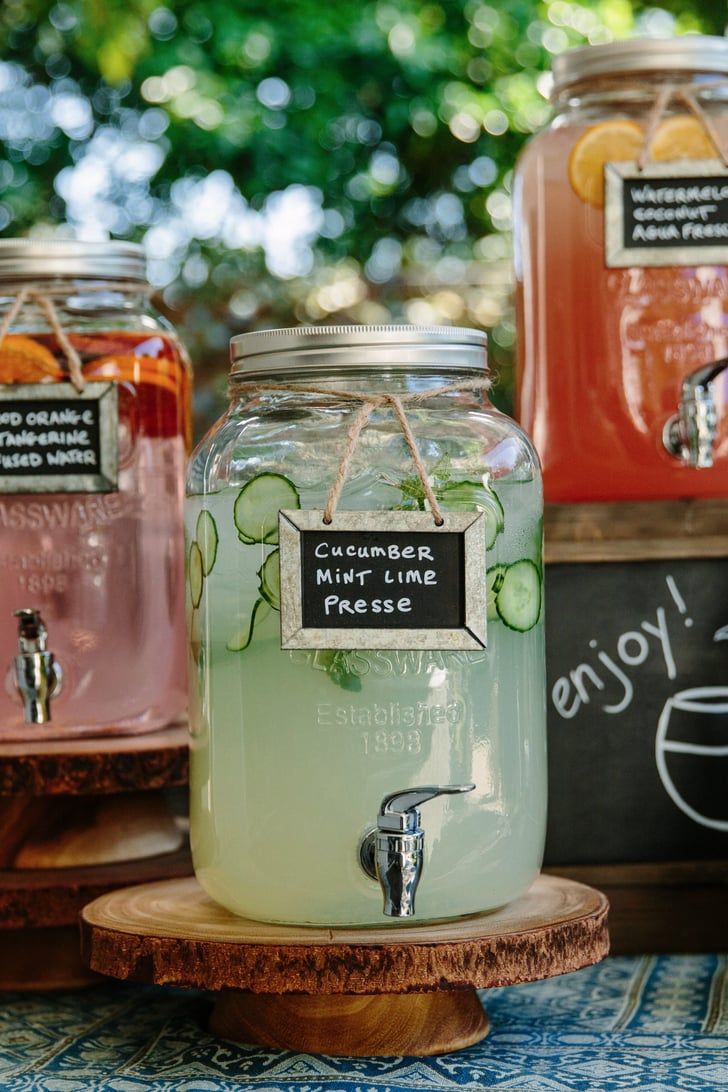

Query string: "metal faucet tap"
[663, 356, 728, 468]
[13, 609, 62, 725]
[359, 783, 475, 918]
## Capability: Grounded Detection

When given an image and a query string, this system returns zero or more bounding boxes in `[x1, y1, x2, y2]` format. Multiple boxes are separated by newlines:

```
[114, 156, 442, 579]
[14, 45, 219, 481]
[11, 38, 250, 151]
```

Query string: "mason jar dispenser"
[186, 325, 546, 926]
[0, 239, 190, 739]
[515, 36, 728, 502]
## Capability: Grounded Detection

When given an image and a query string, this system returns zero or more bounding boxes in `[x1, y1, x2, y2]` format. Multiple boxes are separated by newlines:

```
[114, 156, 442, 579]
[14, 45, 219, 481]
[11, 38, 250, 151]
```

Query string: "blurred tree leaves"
[0, 0, 723, 428]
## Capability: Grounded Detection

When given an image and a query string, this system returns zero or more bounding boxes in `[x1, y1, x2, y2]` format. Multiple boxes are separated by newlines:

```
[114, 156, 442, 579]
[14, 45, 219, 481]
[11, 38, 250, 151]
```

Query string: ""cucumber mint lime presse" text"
[313, 539, 438, 616]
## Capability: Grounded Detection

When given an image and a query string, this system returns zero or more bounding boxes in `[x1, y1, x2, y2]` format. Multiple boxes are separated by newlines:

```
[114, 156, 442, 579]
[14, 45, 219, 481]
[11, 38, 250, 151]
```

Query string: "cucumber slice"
[438, 481, 504, 548]
[258, 549, 281, 611]
[233, 473, 300, 545]
[482, 491, 505, 550]
[486, 564, 507, 622]
[189, 607, 202, 663]
[189, 542, 204, 609]
[496, 559, 542, 633]
[226, 597, 272, 652]
[195, 509, 219, 576]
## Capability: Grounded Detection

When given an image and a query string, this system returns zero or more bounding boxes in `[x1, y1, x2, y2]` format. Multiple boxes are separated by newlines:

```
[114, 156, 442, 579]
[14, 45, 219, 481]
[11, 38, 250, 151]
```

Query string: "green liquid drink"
[186, 471, 546, 926]
[187, 324, 546, 926]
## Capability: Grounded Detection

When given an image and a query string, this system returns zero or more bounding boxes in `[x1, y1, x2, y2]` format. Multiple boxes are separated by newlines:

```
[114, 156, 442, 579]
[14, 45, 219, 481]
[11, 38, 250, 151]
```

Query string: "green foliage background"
[0, 0, 725, 429]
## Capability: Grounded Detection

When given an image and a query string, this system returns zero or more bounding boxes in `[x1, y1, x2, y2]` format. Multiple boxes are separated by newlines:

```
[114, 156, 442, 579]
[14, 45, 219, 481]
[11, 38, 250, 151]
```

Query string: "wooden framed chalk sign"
[604, 159, 728, 268]
[278, 509, 487, 651]
[0, 381, 118, 494]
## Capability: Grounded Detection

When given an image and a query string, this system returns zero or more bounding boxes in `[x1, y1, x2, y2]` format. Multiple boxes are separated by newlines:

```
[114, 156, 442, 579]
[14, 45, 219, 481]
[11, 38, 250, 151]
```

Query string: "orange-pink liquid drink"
[515, 119, 728, 503]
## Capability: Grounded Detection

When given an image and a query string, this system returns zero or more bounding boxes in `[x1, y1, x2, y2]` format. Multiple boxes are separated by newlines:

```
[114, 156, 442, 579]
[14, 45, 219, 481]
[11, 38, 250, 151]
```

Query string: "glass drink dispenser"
[187, 325, 546, 926]
[0, 239, 190, 739]
[515, 37, 728, 502]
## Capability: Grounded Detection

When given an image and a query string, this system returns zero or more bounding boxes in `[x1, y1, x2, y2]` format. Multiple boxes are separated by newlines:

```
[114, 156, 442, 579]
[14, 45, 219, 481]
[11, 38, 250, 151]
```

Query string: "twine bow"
[0, 286, 87, 393]
[638, 80, 728, 170]
[237, 378, 489, 526]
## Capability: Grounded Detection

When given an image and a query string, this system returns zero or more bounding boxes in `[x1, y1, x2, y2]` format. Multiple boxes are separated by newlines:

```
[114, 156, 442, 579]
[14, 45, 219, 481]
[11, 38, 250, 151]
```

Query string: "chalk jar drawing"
[655, 626, 728, 831]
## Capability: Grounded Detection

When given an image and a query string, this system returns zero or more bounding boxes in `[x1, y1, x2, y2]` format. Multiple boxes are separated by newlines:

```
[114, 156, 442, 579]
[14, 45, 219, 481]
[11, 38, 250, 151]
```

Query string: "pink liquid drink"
[0, 241, 190, 740]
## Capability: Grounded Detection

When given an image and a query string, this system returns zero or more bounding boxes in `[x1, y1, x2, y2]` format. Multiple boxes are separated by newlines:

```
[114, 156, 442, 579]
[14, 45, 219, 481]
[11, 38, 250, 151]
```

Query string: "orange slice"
[83, 354, 182, 396]
[651, 115, 718, 161]
[0, 335, 63, 384]
[568, 120, 645, 207]
[84, 353, 184, 378]
[84, 365, 179, 396]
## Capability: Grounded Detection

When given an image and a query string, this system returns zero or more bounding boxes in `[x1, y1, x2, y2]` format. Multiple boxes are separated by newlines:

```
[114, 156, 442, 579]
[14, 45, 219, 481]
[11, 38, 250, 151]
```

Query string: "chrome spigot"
[359, 784, 475, 918]
[13, 609, 62, 725]
[663, 356, 728, 468]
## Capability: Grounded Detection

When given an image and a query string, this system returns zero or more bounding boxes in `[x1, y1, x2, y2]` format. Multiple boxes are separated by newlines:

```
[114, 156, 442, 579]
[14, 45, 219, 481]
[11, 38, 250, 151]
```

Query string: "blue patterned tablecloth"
[3, 955, 728, 1091]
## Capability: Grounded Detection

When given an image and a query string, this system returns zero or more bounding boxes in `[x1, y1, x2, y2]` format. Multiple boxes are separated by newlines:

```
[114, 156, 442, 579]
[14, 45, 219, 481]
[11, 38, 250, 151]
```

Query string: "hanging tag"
[604, 159, 728, 268]
[278, 509, 487, 651]
[0, 382, 119, 494]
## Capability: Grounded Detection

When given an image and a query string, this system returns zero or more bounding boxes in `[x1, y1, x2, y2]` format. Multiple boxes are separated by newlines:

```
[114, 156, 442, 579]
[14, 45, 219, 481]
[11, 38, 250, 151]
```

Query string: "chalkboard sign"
[604, 159, 728, 268]
[278, 509, 486, 651]
[544, 557, 728, 867]
[0, 382, 118, 494]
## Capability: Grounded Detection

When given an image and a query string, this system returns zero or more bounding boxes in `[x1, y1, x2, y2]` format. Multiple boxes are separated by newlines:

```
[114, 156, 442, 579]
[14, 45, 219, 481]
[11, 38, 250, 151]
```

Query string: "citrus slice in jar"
[83, 352, 186, 441]
[82, 354, 182, 395]
[0, 335, 63, 383]
[568, 119, 645, 207]
[650, 115, 718, 161]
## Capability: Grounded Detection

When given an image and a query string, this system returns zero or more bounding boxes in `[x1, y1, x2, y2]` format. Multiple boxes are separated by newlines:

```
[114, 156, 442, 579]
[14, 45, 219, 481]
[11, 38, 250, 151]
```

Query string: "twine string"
[323, 399, 378, 523]
[0, 286, 32, 345]
[638, 80, 728, 170]
[31, 294, 85, 393]
[388, 393, 444, 525]
[237, 378, 488, 526]
[0, 287, 86, 392]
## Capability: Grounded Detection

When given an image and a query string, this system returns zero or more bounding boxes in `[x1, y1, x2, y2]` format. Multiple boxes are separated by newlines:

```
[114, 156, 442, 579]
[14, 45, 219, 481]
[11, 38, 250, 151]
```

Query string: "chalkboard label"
[544, 558, 728, 867]
[604, 159, 728, 268]
[278, 509, 487, 651]
[0, 382, 118, 494]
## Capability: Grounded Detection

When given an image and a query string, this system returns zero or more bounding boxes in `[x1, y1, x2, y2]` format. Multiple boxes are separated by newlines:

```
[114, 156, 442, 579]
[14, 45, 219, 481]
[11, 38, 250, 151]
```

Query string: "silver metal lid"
[552, 35, 728, 96]
[0, 239, 147, 284]
[230, 325, 488, 375]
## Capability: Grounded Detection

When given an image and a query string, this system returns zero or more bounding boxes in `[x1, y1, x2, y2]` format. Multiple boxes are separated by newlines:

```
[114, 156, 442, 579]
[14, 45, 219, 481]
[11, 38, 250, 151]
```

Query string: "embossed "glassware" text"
[290, 648, 487, 678]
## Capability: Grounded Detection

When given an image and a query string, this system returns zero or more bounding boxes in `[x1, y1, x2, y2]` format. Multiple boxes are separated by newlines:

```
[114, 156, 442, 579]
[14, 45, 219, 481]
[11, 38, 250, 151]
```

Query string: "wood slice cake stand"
[0, 727, 191, 990]
[81, 873, 609, 1057]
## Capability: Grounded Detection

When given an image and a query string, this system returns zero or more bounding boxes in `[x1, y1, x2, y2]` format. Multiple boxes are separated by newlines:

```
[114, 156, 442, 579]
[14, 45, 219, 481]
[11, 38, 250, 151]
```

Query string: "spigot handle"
[360, 782, 477, 916]
[12, 608, 61, 724]
[379, 784, 475, 831]
[664, 355, 728, 469]
[14, 609, 48, 653]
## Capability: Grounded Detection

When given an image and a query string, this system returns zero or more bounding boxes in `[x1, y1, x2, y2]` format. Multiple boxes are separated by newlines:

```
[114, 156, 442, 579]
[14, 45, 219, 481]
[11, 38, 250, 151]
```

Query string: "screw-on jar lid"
[551, 35, 728, 96]
[230, 325, 488, 375]
[0, 239, 147, 283]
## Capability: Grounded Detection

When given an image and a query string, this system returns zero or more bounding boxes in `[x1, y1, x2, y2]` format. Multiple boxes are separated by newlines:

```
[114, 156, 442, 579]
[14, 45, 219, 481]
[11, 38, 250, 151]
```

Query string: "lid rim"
[551, 35, 728, 95]
[229, 325, 488, 376]
[0, 239, 147, 283]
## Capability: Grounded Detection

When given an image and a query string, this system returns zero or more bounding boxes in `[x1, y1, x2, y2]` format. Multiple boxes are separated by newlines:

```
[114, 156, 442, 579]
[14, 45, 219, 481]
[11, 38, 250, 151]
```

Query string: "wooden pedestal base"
[82, 873, 609, 1056]
[0, 726, 189, 796]
[0, 727, 191, 990]
[0, 925, 99, 991]
[210, 990, 490, 1057]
